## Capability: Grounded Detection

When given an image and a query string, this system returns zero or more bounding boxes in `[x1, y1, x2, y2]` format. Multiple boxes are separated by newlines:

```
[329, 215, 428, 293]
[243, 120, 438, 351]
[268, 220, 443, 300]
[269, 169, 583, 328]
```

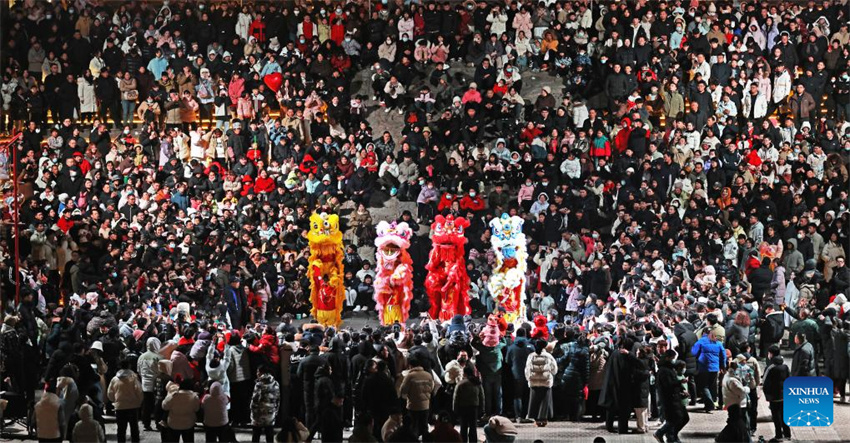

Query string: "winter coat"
[748, 263, 773, 302]
[771, 265, 787, 305]
[202, 381, 230, 427]
[73, 404, 105, 443]
[107, 369, 144, 410]
[399, 366, 436, 411]
[250, 373, 280, 426]
[226, 345, 252, 383]
[504, 337, 532, 380]
[742, 92, 768, 119]
[34, 392, 64, 440]
[832, 329, 849, 380]
[674, 322, 698, 375]
[721, 371, 749, 407]
[559, 342, 590, 395]
[763, 356, 790, 402]
[524, 351, 558, 388]
[453, 378, 485, 409]
[137, 337, 162, 392]
[77, 78, 97, 114]
[791, 340, 816, 376]
[162, 388, 200, 430]
[656, 361, 687, 421]
[691, 335, 726, 373]
[473, 339, 506, 377]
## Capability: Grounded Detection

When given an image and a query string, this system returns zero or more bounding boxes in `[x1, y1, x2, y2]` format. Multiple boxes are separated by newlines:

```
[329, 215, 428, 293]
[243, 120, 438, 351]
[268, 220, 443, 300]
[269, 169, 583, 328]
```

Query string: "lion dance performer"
[489, 214, 528, 323]
[307, 212, 345, 327]
[425, 215, 471, 322]
[373, 221, 414, 326]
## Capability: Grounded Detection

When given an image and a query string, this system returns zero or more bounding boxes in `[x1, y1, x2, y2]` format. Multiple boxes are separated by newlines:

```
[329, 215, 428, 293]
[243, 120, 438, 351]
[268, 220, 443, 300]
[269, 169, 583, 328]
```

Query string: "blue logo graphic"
[783, 377, 833, 427]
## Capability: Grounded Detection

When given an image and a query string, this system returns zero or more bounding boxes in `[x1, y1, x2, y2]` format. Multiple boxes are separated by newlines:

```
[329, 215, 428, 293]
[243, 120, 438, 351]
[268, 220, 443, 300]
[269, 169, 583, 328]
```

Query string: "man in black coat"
[95, 69, 122, 128]
[749, 258, 774, 303]
[599, 337, 646, 434]
[297, 344, 329, 430]
[655, 350, 689, 443]
[791, 332, 816, 376]
[673, 311, 698, 401]
[762, 345, 791, 441]
[759, 303, 785, 361]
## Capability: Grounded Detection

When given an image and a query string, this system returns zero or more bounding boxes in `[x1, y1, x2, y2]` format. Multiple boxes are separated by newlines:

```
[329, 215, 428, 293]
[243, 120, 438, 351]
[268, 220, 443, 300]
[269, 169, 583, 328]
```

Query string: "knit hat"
[531, 315, 549, 340]
[479, 320, 501, 347]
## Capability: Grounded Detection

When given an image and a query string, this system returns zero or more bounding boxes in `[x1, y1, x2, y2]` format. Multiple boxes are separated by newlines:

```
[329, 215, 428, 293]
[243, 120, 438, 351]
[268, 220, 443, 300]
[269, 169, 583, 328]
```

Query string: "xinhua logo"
[783, 377, 833, 427]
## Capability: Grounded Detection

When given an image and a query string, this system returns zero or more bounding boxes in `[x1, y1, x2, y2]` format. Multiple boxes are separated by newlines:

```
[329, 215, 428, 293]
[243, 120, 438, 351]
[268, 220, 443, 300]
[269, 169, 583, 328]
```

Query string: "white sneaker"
[398, 109, 404, 114]
[385, 108, 391, 113]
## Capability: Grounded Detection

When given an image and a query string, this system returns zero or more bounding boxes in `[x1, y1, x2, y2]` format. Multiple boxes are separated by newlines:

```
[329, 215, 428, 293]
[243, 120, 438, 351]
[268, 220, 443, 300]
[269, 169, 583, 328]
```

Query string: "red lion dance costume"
[425, 215, 471, 321]
[307, 212, 345, 327]
[374, 221, 414, 326]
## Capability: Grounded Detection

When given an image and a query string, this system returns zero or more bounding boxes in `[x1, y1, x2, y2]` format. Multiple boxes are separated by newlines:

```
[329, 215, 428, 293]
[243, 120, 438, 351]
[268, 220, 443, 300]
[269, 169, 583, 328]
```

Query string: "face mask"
[46, 14, 52, 20]
[336, 9, 342, 14]
[542, 181, 549, 186]
[798, 234, 804, 240]
[592, 233, 600, 239]
[506, 67, 513, 73]
[526, 181, 532, 186]
[69, 170, 78, 177]
[123, 129, 130, 135]
[402, 37, 409, 42]
[419, 180, 425, 185]
[69, 9, 74, 14]
[470, 192, 476, 197]
[169, 242, 176, 248]
[294, 9, 300, 14]
[299, 38, 306, 44]
[344, 37, 351, 42]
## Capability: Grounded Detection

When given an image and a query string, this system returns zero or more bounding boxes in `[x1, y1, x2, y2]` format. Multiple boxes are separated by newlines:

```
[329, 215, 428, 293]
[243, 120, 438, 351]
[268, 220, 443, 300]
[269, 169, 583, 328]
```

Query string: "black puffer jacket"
[674, 322, 698, 376]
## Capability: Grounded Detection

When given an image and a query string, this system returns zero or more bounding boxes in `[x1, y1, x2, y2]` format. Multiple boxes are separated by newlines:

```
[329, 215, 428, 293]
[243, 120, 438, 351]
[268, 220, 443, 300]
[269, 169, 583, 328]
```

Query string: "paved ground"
[3, 384, 848, 441]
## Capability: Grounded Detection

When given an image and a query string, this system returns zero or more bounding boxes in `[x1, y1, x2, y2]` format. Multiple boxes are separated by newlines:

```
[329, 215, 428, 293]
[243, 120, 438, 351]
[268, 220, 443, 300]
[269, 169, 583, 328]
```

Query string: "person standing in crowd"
[398, 357, 436, 440]
[162, 377, 200, 443]
[107, 359, 144, 443]
[692, 331, 727, 413]
[525, 339, 558, 427]
[453, 365, 484, 443]
[250, 365, 280, 443]
[763, 344, 792, 442]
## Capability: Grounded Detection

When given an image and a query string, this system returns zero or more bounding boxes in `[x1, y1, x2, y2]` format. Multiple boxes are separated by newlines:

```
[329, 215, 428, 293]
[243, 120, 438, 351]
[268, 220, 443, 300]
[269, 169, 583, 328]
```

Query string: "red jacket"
[437, 194, 456, 211]
[254, 176, 275, 194]
[57, 216, 74, 233]
[248, 333, 280, 365]
[249, 19, 266, 42]
[459, 195, 486, 212]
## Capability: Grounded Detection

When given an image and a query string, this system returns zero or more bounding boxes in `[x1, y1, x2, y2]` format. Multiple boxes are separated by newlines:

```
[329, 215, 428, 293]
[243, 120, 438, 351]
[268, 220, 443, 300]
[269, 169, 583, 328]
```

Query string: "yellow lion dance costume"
[307, 212, 345, 327]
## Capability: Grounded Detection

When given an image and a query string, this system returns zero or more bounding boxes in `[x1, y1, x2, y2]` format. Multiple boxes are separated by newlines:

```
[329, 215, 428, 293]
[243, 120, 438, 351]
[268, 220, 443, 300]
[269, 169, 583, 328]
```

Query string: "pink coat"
[512, 12, 533, 38]
[228, 78, 245, 105]
[236, 97, 254, 120]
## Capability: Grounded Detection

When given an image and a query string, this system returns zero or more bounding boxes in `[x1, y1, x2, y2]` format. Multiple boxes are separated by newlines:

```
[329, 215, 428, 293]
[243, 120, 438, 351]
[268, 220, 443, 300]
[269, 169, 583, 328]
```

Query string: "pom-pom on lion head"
[430, 214, 469, 246]
[307, 212, 342, 245]
[375, 221, 413, 261]
[490, 214, 526, 262]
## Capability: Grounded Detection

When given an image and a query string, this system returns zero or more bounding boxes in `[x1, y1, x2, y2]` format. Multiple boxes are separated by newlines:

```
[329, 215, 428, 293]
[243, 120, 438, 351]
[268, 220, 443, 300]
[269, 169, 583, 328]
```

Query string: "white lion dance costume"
[374, 221, 414, 326]
[489, 214, 528, 323]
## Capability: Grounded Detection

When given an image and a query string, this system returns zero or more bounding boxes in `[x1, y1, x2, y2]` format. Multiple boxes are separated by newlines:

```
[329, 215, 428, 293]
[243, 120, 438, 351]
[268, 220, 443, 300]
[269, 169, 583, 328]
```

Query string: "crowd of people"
[1, 0, 849, 442]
